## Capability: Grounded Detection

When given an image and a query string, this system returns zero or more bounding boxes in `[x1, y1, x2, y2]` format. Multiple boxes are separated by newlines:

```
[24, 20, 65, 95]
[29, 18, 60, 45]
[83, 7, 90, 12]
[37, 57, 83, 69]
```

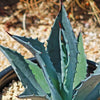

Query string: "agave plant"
[0, 1, 100, 100]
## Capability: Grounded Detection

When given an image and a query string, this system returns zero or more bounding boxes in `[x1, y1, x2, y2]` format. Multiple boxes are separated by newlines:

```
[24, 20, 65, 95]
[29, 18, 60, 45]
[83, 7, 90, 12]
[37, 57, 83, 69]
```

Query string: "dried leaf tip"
[59, 0, 63, 11]
[16, 95, 19, 98]
[59, 22, 62, 28]
[60, 0, 63, 5]
[5, 31, 12, 36]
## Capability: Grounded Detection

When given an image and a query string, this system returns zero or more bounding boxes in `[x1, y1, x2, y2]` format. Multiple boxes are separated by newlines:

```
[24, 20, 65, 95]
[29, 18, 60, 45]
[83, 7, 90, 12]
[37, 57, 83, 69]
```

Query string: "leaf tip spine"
[60, 0, 63, 6]
[6, 31, 12, 37]
[59, 22, 62, 28]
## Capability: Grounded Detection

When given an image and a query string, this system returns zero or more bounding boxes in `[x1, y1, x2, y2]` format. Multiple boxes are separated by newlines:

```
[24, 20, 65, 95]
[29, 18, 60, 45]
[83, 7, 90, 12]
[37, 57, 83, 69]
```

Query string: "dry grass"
[19, 0, 100, 24]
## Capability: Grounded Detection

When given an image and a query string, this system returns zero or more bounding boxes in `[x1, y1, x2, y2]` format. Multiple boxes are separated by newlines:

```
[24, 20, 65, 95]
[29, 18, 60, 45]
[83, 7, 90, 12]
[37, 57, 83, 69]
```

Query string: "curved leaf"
[74, 74, 100, 100]
[85, 83, 100, 100]
[26, 59, 50, 94]
[73, 33, 87, 88]
[47, 13, 61, 74]
[58, 5, 78, 100]
[8, 35, 62, 100]
[0, 45, 47, 99]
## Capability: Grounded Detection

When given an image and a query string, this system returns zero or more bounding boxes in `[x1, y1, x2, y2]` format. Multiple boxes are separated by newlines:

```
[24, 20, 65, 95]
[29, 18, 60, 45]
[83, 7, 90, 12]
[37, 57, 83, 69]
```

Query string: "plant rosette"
[0, 0, 100, 100]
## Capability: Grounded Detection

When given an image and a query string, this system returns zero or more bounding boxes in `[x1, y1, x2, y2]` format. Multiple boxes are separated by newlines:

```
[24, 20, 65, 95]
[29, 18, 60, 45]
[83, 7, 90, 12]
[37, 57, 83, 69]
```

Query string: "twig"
[89, 0, 100, 24]
[23, 13, 26, 31]
[75, 0, 88, 11]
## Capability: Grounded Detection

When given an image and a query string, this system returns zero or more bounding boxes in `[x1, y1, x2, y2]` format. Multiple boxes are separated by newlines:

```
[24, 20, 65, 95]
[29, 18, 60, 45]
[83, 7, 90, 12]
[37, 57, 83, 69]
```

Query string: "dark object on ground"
[0, 0, 19, 7]
[0, 0, 19, 15]
[87, 60, 97, 77]
[0, 57, 97, 92]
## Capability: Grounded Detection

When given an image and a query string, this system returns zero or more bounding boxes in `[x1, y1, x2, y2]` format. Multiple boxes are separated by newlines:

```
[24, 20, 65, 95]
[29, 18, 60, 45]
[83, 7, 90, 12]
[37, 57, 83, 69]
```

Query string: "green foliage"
[26, 59, 50, 94]
[47, 12, 61, 74]
[0, 2, 100, 100]
[73, 33, 87, 88]
[74, 74, 100, 100]
[85, 83, 100, 100]
[58, 5, 78, 100]
[0, 45, 48, 99]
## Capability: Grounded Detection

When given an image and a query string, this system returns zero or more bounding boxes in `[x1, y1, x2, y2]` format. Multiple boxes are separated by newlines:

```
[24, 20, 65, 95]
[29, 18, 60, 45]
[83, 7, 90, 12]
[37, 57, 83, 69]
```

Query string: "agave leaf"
[58, 4, 78, 100]
[18, 89, 47, 100]
[74, 74, 100, 100]
[47, 13, 61, 74]
[8, 35, 62, 100]
[0, 45, 47, 99]
[73, 33, 87, 88]
[85, 83, 100, 100]
[26, 59, 50, 94]
[59, 29, 70, 99]
[59, 29, 70, 83]
[47, 13, 62, 87]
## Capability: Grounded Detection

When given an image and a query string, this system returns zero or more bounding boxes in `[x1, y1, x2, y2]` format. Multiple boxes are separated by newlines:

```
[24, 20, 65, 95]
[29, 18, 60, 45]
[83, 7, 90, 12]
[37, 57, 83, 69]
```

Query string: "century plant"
[0, 1, 100, 100]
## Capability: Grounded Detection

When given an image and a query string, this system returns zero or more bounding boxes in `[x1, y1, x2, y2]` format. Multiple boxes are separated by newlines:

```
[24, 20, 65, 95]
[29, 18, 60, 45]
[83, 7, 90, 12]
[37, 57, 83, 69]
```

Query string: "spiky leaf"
[8, 35, 62, 100]
[47, 13, 61, 74]
[59, 29, 70, 99]
[73, 33, 87, 88]
[58, 4, 78, 100]
[26, 59, 50, 94]
[0, 45, 47, 99]
[85, 83, 100, 100]
[74, 74, 100, 100]
[59, 29, 70, 83]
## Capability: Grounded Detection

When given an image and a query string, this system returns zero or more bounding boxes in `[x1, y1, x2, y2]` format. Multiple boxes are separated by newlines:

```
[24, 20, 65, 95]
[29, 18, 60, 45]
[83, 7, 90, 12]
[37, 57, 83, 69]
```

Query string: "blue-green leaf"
[74, 75, 100, 100]
[47, 13, 61, 74]
[59, 29, 70, 99]
[73, 33, 87, 88]
[0, 45, 47, 99]
[26, 59, 50, 94]
[85, 83, 100, 100]
[9, 35, 62, 100]
[58, 5, 78, 100]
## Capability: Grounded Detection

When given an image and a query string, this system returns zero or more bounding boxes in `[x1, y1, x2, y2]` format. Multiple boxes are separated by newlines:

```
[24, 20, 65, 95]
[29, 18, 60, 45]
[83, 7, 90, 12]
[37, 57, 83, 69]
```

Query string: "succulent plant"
[0, 1, 100, 100]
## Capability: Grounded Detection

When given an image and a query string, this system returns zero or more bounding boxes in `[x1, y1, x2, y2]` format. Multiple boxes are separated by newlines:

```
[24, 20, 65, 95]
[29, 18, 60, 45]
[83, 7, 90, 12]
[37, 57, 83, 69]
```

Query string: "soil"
[0, 1, 100, 100]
